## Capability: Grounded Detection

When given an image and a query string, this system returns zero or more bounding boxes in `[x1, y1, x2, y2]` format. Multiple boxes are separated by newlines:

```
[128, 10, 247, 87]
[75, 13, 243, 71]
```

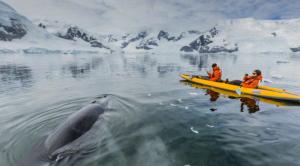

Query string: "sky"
[2, 0, 300, 33]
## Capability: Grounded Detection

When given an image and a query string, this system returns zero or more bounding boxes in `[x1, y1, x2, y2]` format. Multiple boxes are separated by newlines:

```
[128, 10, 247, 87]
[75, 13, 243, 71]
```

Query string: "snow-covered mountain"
[219, 18, 300, 53]
[180, 27, 238, 53]
[1, 0, 300, 54]
[0, 1, 34, 41]
[0, 1, 109, 54]
[31, 19, 238, 53]
[34, 18, 300, 53]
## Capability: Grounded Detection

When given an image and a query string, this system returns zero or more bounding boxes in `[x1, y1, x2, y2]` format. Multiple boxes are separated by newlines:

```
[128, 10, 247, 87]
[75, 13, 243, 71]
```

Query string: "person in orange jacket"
[207, 63, 222, 82]
[241, 70, 263, 88]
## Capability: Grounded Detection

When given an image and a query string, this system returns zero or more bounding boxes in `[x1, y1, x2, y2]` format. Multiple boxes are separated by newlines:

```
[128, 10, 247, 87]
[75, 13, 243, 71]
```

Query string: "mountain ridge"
[1, 0, 300, 54]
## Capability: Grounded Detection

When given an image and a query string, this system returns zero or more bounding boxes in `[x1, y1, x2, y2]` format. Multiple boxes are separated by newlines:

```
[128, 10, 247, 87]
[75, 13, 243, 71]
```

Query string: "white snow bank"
[0, 48, 100, 54]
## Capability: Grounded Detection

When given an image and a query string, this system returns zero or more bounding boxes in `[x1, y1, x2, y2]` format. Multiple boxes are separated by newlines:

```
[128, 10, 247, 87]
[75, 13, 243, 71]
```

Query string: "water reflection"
[240, 98, 260, 113]
[198, 54, 208, 70]
[180, 53, 238, 72]
[181, 54, 208, 71]
[205, 88, 260, 113]
[61, 57, 103, 78]
[205, 89, 220, 102]
[0, 64, 33, 91]
[122, 54, 157, 75]
[157, 63, 180, 75]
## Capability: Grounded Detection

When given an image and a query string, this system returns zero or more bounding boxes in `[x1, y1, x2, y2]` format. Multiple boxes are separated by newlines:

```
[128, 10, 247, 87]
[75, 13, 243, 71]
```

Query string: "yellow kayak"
[180, 74, 300, 102]
[181, 80, 300, 107]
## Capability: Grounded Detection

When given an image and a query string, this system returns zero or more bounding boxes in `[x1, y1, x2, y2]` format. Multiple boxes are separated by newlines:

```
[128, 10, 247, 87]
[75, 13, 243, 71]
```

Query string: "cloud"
[208, 0, 300, 19]
[1, 0, 300, 33]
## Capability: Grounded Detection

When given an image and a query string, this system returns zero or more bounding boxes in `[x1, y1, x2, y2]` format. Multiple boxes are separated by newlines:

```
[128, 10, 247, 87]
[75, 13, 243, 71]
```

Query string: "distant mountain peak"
[180, 26, 238, 53]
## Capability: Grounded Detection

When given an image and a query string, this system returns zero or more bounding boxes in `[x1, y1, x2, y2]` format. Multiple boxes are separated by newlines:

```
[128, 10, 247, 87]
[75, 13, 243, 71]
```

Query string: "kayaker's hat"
[254, 69, 261, 76]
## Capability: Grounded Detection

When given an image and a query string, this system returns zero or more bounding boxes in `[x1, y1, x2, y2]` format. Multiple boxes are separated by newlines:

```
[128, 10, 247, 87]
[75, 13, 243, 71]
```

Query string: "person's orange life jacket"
[241, 75, 263, 88]
[208, 66, 222, 81]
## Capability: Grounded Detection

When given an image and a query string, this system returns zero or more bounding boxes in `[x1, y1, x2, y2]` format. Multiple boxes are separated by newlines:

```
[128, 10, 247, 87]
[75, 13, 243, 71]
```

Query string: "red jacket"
[208, 66, 222, 81]
[242, 75, 263, 88]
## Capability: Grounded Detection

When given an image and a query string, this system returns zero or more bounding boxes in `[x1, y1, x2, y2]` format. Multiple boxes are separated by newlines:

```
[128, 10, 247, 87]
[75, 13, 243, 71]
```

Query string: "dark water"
[0, 52, 300, 166]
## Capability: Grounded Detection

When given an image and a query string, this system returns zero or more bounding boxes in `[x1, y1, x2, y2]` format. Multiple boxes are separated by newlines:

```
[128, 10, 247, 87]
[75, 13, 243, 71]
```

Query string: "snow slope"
[220, 18, 300, 53]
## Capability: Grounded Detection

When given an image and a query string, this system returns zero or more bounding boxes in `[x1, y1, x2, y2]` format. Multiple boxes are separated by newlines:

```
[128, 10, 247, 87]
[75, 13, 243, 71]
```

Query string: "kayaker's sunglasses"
[253, 72, 257, 75]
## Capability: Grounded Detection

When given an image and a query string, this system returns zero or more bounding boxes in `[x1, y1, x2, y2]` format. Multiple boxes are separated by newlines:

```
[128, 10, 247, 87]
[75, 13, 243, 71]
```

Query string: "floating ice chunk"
[21, 48, 100, 54]
[177, 99, 182, 103]
[184, 106, 189, 110]
[0, 49, 17, 54]
[189, 92, 198, 96]
[263, 79, 273, 83]
[170, 103, 176, 107]
[206, 124, 215, 128]
[147, 93, 152, 97]
[64, 50, 98, 54]
[23, 47, 62, 54]
[190, 127, 199, 134]
[272, 74, 283, 79]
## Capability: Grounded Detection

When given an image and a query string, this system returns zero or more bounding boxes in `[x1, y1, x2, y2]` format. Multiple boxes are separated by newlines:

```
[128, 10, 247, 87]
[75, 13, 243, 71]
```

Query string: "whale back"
[45, 104, 104, 154]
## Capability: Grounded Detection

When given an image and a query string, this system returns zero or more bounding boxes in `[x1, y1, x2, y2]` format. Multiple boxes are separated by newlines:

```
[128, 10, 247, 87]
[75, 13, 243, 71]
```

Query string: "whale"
[21, 103, 105, 166]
